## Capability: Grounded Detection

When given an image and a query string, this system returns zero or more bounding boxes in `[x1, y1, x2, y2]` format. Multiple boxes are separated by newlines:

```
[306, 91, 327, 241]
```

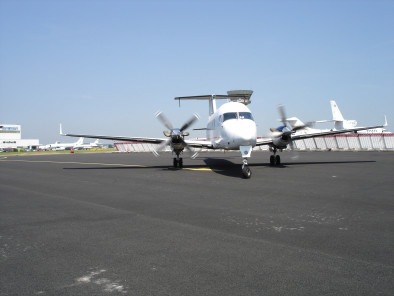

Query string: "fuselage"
[206, 102, 257, 150]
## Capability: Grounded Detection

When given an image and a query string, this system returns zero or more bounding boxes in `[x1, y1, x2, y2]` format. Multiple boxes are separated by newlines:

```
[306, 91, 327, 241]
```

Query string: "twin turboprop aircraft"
[61, 90, 384, 178]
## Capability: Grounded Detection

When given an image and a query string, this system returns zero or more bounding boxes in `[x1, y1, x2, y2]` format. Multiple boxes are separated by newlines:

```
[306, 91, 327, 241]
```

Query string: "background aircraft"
[61, 90, 384, 178]
[40, 137, 84, 151]
[74, 139, 102, 150]
[329, 100, 388, 133]
[287, 100, 388, 135]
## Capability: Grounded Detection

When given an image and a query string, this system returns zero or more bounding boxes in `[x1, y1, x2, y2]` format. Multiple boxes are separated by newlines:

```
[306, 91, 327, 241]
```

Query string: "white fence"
[114, 133, 394, 152]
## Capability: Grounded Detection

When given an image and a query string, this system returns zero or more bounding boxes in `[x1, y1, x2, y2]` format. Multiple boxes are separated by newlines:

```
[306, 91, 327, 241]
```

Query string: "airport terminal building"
[0, 124, 39, 149]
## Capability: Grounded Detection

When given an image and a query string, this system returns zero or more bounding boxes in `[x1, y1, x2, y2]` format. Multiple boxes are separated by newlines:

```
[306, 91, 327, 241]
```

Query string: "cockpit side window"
[239, 112, 254, 121]
[223, 112, 238, 122]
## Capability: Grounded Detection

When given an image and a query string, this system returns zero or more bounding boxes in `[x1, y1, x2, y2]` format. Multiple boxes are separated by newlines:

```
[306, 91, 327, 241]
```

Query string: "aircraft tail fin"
[77, 137, 84, 145]
[330, 100, 344, 121]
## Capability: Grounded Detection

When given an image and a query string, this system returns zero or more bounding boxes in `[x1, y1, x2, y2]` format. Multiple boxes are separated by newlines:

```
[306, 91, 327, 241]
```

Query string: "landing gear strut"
[242, 158, 251, 179]
[269, 148, 281, 166]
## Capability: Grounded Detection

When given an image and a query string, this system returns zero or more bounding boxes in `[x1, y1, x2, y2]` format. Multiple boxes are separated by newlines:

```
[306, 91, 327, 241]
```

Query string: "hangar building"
[0, 123, 39, 149]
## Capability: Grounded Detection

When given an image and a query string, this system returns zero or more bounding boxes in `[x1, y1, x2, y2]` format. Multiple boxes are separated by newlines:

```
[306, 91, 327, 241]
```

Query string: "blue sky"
[1, 0, 393, 144]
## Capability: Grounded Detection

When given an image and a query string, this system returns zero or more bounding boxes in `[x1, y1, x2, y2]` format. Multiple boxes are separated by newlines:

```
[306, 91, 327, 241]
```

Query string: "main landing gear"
[269, 148, 281, 166]
[173, 153, 183, 169]
[173, 157, 183, 168]
[242, 158, 252, 179]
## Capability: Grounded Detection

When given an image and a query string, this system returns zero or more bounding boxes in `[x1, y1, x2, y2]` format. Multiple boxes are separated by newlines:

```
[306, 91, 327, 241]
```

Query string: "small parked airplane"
[40, 137, 84, 151]
[74, 139, 101, 150]
[330, 100, 388, 133]
[61, 90, 384, 178]
[288, 101, 388, 134]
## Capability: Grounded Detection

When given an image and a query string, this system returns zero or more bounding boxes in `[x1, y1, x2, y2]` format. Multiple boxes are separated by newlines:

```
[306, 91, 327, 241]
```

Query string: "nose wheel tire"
[242, 165, 252, 179]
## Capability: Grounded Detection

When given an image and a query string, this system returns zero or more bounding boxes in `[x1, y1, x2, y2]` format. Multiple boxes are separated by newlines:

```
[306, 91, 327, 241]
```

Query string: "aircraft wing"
[61, 131, 165, 144]
[60, 125, 213, 148]
[255, 137, 275, 146]
[60, 123, 165, 144]
[256, 124, 385, 146]
[291, 125, 384, 141]
[184, 139, 214, 149]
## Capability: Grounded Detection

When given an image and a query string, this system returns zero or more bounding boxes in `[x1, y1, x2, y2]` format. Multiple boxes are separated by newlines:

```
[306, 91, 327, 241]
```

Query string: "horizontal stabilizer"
[175, 95, 232, 100]
[175, 90, 253, 104]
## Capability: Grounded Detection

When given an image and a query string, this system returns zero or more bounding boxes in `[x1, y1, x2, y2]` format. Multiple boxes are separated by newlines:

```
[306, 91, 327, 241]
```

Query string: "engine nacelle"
[272, 135, 290, 149]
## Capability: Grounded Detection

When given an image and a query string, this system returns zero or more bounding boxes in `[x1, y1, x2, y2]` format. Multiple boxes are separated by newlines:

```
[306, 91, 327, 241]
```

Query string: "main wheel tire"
[179, 158, 183, 168]
[270, 155, 275, 166]
[242, 166, 252, 179]
[173, 158, 178, 168]
[275, 155, 281, 166]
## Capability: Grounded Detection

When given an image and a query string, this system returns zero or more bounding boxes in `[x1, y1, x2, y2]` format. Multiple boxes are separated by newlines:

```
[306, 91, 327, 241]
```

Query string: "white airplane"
[330, 100, 388, 133]
[41, 137, 84, 151]
[74, 139, 101, 150]
[60, 90, 384, 178]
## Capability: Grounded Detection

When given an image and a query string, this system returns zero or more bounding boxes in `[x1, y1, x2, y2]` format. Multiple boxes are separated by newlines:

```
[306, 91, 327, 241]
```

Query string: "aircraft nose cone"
[240, 131, 256, 145]
[237, 123, 257, 145]
[221, 120, 257, 148]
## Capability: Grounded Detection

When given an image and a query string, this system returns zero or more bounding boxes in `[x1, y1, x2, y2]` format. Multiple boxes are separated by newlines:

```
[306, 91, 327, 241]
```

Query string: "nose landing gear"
[240, 146, 253, 179]
[242, 159, 252, 179]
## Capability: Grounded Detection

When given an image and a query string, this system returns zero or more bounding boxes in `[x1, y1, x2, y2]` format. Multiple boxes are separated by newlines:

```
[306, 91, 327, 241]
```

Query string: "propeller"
[268, 105, 302, 158]
[271, 105, 313, 132]
[153, 112, 199, 157]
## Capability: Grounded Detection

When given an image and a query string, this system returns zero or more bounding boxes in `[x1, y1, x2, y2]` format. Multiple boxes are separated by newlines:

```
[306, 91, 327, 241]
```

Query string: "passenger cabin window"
[239, 112, 254, 121]
[223, 112, 238, 122]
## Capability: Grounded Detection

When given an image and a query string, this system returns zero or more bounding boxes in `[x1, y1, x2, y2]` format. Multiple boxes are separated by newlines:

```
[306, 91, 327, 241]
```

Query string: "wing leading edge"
[256, 124, 385, 146]
[60, 125, 214, 148]
[61, 130, 164, 145]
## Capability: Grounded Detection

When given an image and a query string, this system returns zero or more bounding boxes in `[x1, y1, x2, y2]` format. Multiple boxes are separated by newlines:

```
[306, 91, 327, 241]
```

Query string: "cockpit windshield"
[222, 112, 254, 122]
[239, 112, 254, 121]
[223, 112, 238, 122]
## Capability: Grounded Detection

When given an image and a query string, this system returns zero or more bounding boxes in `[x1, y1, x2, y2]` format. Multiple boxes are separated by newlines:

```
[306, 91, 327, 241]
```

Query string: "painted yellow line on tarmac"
[183, 168, 214, 171]
[0, 158, 219, 172]
[0, 159, 147, 167]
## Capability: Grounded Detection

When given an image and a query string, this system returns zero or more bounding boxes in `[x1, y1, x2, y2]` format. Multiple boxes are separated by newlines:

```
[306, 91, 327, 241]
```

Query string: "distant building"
[0, 123, 39, 149]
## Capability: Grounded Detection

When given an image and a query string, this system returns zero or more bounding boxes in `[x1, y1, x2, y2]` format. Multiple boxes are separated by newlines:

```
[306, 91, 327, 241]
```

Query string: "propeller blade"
[156, 112, 173, 131]
[278, 104, 287, 125]
[180, 113, 200, 132]
[152, 139, 171, 157]
[181, 138, 199, 159]
[184, 144, 199, 159]
[289, 141, 294, 151]
[289, 140, 299, 160]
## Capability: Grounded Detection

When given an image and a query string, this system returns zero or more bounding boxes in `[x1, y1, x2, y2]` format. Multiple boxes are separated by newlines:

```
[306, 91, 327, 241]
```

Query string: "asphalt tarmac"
[1, 151, 393, 295]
